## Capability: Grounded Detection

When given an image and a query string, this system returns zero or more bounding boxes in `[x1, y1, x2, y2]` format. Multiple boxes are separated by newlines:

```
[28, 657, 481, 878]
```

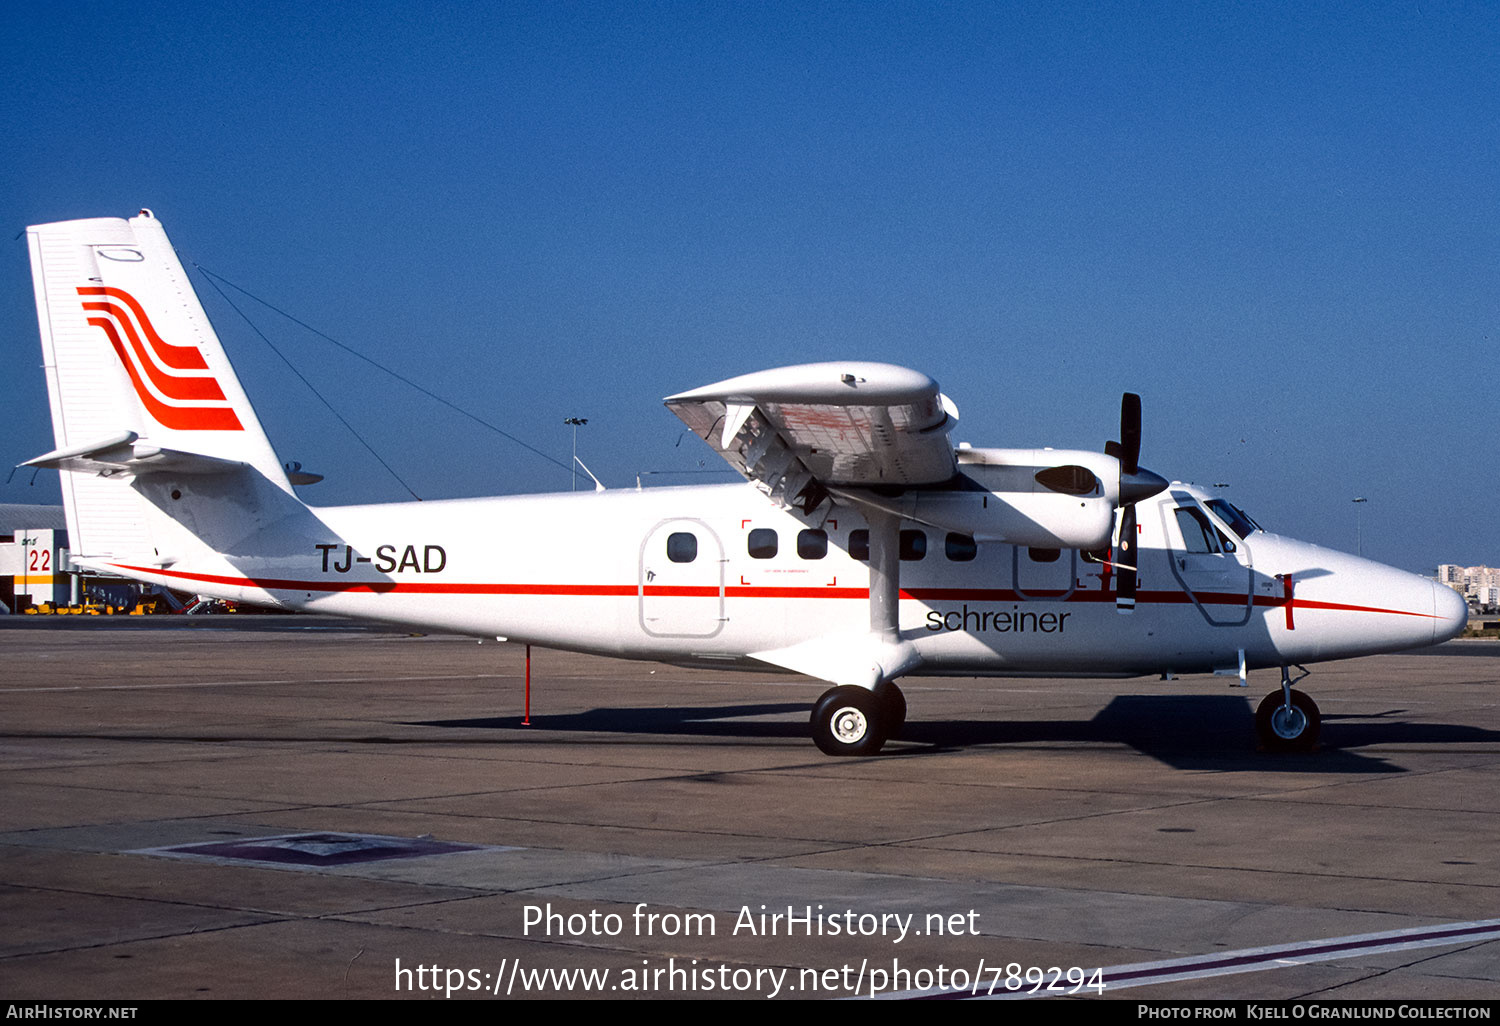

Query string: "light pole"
[1352, 497, 1367, 557]
[564, 417, 588, 491]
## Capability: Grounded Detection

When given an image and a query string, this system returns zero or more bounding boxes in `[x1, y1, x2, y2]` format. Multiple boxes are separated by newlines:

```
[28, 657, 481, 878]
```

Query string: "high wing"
[669, 362, 1172, 657]
[664, 361, 960, 512]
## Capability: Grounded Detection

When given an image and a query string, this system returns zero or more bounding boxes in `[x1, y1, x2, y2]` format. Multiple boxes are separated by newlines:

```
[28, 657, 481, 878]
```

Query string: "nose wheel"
[1255, 667, 1320, 752]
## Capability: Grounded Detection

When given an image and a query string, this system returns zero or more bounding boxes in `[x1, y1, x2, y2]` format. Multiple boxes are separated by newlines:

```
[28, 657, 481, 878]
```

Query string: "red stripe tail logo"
[77, 286, 243, 431]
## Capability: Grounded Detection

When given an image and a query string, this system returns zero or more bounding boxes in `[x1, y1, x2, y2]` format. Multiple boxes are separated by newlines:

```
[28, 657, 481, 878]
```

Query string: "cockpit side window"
[1175, 507, 1223, 554]
[1206, 499, 1261, 540]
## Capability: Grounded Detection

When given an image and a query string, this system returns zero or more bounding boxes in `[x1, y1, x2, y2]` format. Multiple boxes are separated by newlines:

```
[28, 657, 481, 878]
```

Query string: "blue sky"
[4, 1, 1496, 572]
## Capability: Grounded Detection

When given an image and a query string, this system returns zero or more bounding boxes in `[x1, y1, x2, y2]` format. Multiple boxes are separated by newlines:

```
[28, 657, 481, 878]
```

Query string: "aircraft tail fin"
[25, 210, 294, 565]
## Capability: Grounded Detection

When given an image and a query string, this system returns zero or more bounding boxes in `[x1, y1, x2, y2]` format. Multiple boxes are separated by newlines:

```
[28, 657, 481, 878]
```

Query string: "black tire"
[1255, 688, 1321, 752]
[811, 686, 887, 756]
[876, 682, 906, 740]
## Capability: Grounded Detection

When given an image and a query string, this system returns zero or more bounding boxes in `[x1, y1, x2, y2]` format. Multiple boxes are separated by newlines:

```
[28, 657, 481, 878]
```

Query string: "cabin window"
[945, 533, 977, 561]
[666, 532, 697, 563]
[797, 529, 828, 560]
[900, 530, 927, 561]
[748, 528, 778, 559]
[846, 529, 927, 560]
[849, 529, 869, 561]
[1028, 547, 1061, 563]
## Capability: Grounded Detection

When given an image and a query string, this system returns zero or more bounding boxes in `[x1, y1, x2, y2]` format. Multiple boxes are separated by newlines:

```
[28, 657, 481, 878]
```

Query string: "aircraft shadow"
[1407, 643, 1500, 657]
[418, 694, 1500, 772]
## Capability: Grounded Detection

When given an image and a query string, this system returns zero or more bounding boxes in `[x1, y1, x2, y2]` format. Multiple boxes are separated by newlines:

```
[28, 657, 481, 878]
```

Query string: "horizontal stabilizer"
[23, 433, 244, 476]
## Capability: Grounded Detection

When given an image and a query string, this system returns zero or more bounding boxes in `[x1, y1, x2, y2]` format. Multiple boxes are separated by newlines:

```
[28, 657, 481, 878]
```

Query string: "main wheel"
[876, 682, 906, 740]
[811, 686, 887, 756]
[1255, 688, 1321, 752]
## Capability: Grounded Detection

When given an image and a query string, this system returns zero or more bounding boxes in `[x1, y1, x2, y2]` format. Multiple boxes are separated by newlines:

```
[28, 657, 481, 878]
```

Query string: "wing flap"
[665, 362, 959, 504]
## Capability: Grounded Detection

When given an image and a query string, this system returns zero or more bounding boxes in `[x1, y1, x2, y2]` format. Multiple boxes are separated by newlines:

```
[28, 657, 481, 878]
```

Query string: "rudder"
[26, 210, 293, 563]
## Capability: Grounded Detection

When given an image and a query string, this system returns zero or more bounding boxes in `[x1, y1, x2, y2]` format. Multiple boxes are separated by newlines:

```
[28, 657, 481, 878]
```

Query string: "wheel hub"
[1271, 704, 1307, 739]
[832, 707, 868, 744]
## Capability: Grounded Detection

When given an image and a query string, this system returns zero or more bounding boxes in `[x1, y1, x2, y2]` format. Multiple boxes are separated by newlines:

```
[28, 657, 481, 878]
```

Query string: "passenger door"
[639, 519, 725, 638]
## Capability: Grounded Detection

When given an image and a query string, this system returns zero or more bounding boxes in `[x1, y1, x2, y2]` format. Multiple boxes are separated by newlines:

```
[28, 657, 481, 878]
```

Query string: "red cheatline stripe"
[83, 305, 227, 402]
[90, 321, 244, 432]
[77, 285, 209, 370]
[107, 564, 1438, 619]
[914, 586, 1440, 618]
[1266, 595, 1437, 618]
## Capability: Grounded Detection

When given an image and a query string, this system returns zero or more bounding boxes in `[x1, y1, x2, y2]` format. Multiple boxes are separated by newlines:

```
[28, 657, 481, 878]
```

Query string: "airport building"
[0, 504, 70, 613]
[0, 504, 192, 614]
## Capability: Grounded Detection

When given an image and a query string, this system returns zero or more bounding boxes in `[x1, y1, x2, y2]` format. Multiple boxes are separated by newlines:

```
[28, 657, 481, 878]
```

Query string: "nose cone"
[1432, 582, 1469, 643]
[1255, 536, 1470, 660]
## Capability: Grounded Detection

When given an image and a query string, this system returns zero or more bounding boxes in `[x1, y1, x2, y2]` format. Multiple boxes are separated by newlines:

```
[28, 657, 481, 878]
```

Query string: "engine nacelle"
[837, 448, 1122, 550]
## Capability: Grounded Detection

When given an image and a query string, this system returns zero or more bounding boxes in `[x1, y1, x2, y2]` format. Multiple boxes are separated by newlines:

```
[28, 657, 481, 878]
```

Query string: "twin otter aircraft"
[24, 211, 1467, 755]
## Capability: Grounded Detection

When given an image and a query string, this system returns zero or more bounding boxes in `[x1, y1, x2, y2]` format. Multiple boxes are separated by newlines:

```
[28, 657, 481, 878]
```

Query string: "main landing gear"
[1255, 665, 1320, 752]
[811, 682, 906, 756]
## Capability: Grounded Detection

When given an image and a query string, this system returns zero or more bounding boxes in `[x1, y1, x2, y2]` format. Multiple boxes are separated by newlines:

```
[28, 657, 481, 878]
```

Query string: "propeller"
[1106, 393, 1166, 614]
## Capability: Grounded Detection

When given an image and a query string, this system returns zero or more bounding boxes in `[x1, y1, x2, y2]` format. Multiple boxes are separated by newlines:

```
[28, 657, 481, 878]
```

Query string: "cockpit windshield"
[1206, 498, 1262, 540]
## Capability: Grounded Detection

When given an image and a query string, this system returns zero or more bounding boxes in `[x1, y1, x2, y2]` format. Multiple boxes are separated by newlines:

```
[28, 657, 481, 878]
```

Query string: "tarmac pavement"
[1, 616, 1496, 1001]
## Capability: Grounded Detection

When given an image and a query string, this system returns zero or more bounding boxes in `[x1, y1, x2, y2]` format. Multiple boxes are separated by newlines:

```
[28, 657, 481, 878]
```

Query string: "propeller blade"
[1107, 392, 1154, 613]
[1116, 504, 1137, 614]
[1109, 392, 1165, 504]
[1119, 392, 1141, 476]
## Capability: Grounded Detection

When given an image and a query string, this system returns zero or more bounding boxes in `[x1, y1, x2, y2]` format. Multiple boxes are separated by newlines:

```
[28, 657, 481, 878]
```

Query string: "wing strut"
[748, 507, 920, 689]
[867, 509, 901, 639]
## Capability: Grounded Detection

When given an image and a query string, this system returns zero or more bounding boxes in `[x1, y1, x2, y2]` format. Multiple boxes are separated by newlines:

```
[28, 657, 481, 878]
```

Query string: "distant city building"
[1439, 565, 1499, 610]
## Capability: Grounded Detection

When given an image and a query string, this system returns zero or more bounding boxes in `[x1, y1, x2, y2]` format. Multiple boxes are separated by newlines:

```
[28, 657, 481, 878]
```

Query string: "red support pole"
[522, 644, 532, 725]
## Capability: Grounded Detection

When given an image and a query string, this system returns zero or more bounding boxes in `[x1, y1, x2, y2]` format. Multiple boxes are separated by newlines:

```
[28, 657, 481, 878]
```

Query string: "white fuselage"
[103, 479, 1465, 680]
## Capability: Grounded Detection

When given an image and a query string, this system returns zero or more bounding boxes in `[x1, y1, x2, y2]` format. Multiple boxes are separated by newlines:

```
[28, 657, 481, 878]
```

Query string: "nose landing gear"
[1256, 665, 1320, 752]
